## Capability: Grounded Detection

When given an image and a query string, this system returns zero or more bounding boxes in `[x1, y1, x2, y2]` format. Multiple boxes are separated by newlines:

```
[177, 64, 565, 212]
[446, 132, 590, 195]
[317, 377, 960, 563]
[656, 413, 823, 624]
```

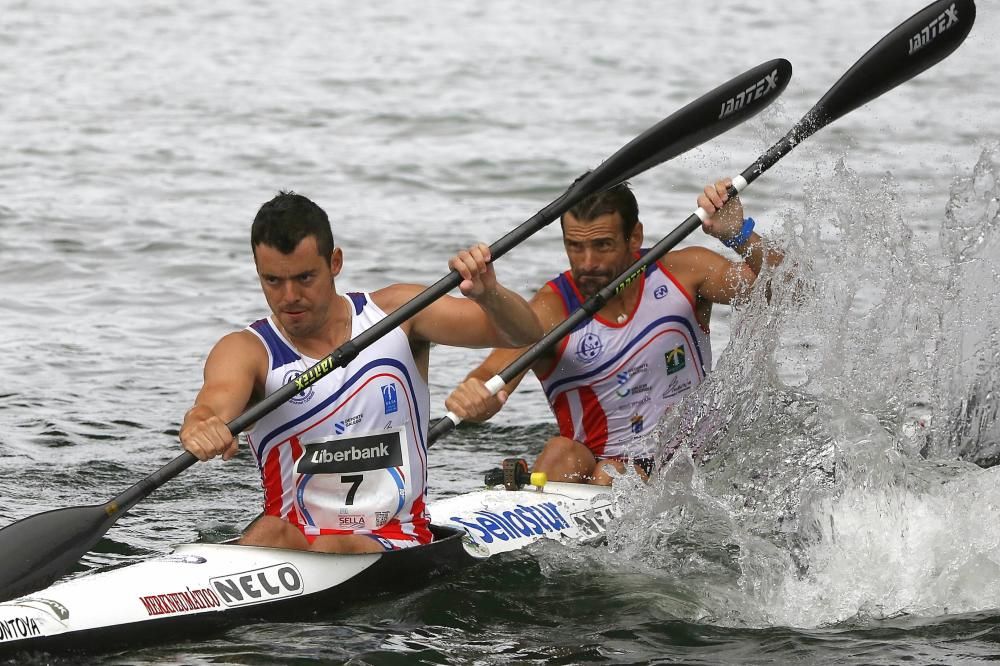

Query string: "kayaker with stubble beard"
[444, 177, 785, 485]
[180, 192, 542, 553]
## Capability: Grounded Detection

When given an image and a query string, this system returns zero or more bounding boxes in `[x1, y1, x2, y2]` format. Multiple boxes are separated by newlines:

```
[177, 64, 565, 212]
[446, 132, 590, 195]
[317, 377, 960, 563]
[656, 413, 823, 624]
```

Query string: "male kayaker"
[444, 177, 785, 484]
[180, 192, 542, 552]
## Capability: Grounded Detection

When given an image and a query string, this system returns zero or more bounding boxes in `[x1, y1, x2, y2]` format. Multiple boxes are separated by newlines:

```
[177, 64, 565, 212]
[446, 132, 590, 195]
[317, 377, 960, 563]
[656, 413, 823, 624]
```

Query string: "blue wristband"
[723, 217, 755, 249]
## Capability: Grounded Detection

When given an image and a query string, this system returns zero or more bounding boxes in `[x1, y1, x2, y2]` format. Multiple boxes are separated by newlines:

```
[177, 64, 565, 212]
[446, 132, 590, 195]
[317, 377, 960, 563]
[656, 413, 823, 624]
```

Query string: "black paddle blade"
[0, 503, 118, 602]
[556, 58, 792, 217]
[803, 0, 975, 140]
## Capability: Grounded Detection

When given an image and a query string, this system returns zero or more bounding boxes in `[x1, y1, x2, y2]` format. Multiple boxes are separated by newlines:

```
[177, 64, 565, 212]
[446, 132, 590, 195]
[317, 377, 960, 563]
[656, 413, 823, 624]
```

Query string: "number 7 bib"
[294, 426, 411, 532]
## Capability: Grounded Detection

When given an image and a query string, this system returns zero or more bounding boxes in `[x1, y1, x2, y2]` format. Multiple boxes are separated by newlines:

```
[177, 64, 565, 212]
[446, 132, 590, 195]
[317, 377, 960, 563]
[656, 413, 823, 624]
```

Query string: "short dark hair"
[561, 174, 640, 239]
[251, 191, 335, 259]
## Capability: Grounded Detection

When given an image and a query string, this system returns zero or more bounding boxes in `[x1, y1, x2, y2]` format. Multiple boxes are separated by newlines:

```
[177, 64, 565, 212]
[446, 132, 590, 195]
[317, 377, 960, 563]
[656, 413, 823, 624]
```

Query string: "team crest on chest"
[575, 333, 604, 364]
[282, 369, 315, 404]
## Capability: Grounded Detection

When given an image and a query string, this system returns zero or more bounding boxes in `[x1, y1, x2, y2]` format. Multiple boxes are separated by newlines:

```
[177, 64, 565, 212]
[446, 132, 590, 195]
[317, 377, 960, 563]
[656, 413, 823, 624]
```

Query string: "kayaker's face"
[562, 212, 642, 298]
[255, 236, 343, 339]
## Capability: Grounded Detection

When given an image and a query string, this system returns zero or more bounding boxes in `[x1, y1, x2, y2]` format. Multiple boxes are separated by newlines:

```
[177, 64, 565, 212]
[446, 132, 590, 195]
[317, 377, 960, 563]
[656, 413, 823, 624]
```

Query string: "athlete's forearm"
[474, 283, 543, 348]
[731, 231, 785, 277]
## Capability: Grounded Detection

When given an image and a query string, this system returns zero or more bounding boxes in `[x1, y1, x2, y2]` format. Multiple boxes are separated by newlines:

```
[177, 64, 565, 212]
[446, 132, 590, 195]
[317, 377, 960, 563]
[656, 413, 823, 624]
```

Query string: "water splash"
[931, 144, 1000, 465]
[605, 146, 1000, 628]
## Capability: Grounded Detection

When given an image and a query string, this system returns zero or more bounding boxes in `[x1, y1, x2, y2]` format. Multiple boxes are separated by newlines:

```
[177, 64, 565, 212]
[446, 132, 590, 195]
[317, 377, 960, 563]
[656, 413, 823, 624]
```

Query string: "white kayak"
[0, 479, 616, 655]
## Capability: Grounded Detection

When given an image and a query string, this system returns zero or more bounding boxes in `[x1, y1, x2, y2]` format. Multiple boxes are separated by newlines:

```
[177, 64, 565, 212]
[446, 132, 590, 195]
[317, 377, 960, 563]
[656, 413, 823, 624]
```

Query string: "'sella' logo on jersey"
[665, 346, 686, 375]
[338, 514, 365, 529]
[575, 333, 603, 363]
[283, 369, 315, 404]
[381, 384, 398, 414]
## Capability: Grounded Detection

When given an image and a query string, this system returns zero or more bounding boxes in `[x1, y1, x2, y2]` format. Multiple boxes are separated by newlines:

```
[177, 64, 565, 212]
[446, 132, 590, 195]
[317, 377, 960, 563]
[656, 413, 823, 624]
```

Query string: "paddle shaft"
[427, 0, 977, 446]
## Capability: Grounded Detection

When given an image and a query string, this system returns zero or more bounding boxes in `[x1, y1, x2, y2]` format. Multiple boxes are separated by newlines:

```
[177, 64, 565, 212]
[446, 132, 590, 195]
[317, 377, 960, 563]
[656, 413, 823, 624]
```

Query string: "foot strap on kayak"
[484, 458, 547, 491]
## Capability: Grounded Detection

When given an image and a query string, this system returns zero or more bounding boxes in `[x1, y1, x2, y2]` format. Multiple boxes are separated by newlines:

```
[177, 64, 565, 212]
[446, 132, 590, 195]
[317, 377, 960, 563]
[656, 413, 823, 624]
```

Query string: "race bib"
[294, 426, 411, 532]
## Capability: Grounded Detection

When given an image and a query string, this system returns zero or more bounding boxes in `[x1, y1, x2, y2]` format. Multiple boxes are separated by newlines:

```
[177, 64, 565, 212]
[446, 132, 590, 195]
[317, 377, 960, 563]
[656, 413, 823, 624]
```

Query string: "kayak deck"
[0, 480, 618, 655]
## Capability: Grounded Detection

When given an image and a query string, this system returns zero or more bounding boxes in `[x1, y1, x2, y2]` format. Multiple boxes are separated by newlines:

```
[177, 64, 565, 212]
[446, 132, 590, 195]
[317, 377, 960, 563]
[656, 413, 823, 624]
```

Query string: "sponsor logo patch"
[630, 414, 643, 434]
[0, 615, 42, 642]
[381, 383, 399, 414]
[662, 375, 693, 400]
[616, 383, 651, 399]
[335, 413, 363, 434]
[616, 363, 648, 386]
[665, 346, 686, 375]
[339, 514, 366, 529]
[571, 503, 618, 538]
[449, 501, 571, 545]
[298, 431, 403, 474]
[15, 598, 69, 622]
[138, 587, 222, 617]
[211, 563, 303, 608]
[654, 285, 668, 299]
[629, 395, 652, 408]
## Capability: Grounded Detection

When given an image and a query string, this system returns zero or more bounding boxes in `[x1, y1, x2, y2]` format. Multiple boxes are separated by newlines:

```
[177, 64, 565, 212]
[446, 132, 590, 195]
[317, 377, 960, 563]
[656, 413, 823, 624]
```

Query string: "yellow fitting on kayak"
[530, 472, 547, 489]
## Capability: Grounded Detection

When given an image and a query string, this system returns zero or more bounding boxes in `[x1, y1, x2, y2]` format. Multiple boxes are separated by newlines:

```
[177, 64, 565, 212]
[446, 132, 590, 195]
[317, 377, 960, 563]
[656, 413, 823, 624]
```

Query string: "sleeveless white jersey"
[538, 256, 712, 460]
[243, 292, 432, 544]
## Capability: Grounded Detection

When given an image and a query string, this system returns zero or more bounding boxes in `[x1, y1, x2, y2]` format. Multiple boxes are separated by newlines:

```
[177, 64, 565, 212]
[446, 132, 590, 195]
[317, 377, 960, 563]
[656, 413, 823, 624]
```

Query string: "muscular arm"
[375, 243, 543, 349]
[668, 246, 760, 306]
[673, 179, 786, 306]
[444, 286, 566, 423]
[180, 331, 265, 461]
[374, 283, 539, 349]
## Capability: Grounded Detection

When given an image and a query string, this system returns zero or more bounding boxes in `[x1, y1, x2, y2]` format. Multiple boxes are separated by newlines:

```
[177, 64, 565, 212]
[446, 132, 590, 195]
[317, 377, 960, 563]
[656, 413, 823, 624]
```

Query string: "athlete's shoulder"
[213, 329, 267, 360]
[219, 327, 266, 349]
[662, 245, 729, 278]
[531, 283, 569, 330]
[370, 284, 423, 315]
[203, 329, 268, 386]
[664, 245, 722, 264]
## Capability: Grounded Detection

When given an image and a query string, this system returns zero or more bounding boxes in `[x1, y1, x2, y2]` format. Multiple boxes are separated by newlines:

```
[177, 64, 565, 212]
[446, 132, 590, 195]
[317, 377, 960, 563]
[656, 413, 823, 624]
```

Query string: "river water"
[2, 0, 999, 663]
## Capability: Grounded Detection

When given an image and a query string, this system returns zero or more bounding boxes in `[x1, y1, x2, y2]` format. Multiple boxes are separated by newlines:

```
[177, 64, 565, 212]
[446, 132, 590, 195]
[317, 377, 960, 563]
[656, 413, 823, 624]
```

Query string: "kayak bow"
[0, 477, 617, 655]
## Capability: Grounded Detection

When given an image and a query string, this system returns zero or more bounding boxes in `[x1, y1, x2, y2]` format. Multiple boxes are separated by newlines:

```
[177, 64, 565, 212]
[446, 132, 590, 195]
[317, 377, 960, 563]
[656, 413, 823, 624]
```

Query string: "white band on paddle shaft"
[442, 375, 507, 427]
[484, 375, 506, 394]
[694, 174, 746, 222]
